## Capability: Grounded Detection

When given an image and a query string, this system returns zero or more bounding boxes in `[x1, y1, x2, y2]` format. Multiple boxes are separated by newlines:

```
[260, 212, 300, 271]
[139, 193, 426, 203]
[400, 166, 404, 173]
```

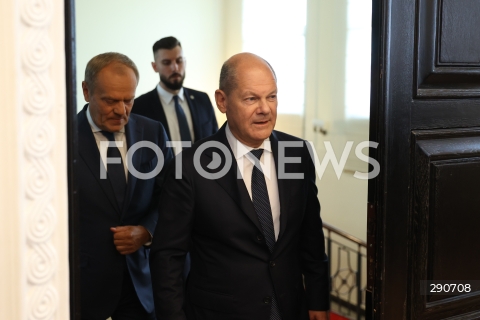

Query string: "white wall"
[76, 0, 227, 125]
[304, 0, 369, 241]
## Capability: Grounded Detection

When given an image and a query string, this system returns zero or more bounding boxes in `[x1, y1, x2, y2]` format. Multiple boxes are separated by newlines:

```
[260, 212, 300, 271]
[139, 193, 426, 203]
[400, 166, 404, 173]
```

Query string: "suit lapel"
[184, 88, 200, 142]
[205, 127, 263, 234]
[78, 105, 121, 213]
[121, 116, 143, 219]
[149, 88, 171, 140]
[271, 131, 289, 243]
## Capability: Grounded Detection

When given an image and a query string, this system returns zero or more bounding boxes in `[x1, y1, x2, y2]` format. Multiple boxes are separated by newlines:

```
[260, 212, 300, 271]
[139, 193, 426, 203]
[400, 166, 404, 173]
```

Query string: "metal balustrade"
[323, 222, 367, 320]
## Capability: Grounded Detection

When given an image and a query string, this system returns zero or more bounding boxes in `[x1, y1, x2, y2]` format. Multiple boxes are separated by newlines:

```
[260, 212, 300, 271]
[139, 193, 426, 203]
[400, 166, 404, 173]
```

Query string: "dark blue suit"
[132, 87, 219, 142]
[77, 105, 173, 319]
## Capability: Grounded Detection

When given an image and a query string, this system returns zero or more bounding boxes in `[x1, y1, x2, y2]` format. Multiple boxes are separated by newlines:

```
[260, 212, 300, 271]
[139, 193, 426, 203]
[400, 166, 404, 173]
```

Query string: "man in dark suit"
[132, 36, 218, 154]
[150, 53, 330, 320]
[78, 52, 173, 319]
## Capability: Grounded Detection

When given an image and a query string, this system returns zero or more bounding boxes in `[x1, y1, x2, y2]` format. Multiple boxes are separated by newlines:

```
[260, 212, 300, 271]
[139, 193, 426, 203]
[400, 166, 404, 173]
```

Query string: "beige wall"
[76, 0, 228, 125]
[75, 0, 308, 134]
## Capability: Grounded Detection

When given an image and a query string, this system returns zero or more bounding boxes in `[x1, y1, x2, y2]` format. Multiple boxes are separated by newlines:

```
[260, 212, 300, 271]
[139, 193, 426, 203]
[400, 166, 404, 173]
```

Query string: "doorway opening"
[67, 0, 373, 319]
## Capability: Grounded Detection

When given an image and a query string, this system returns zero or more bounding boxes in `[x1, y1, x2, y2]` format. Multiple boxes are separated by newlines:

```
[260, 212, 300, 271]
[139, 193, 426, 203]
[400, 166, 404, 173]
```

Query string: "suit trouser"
[110, 269, 154, 320]
[83, 268, 153, 320]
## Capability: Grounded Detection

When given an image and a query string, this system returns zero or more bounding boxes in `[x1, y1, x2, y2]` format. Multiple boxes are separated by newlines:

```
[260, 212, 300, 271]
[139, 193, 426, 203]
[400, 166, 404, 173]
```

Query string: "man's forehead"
[95, 67, 137, 91]
[236, 67, 276, 83]
[242, 86, 277, 93]
[237, 83, 277, 94]
[98, 87, 136, 98]
[95, 63, 135, 82]
[155, 46, 183, 60]
[99, 93, 135, 99]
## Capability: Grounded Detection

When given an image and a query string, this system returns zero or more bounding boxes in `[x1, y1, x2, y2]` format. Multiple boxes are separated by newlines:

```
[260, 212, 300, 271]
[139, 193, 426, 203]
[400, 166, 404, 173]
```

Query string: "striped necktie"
[250, 149, 282, 320]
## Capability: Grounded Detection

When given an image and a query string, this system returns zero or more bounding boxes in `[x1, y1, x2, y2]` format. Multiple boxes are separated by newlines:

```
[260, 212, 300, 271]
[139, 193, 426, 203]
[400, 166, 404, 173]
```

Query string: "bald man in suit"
[150, 53, 330, 320]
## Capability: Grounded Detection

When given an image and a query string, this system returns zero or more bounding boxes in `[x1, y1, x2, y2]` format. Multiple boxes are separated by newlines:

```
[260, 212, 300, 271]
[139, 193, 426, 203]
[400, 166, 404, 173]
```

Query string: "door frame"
[63, 0, 387, 319]
[65, 0, 81, 318]
[367, 0, 389, 318]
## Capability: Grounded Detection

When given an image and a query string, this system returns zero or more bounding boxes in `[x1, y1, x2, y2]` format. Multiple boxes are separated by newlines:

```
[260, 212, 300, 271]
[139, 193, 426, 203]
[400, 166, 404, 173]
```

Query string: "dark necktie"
[250, 149, 282, 320]
[173, 95, 192, 142]
[101, 131, 127, 210]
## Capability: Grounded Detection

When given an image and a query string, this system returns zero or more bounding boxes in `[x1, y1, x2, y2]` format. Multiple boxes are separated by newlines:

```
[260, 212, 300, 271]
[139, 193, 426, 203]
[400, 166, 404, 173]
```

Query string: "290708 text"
[430, 284, 470, 293]
[420, 281, 480, 296]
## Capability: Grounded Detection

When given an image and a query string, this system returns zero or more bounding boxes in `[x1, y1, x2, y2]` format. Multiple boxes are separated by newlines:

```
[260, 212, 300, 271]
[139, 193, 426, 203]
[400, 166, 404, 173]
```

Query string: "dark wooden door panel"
[369, 0, 480, 318]
[431, 160, 480, 285]
[440, 0, 480, 64]
[416, 0, 480, 98]
[411, 100, 480, 130]
[410, 130, 480, 319]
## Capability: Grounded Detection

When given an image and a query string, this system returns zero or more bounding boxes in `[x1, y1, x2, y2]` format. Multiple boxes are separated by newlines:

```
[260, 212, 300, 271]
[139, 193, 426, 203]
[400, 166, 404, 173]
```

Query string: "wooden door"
[368, 0, 480, 319]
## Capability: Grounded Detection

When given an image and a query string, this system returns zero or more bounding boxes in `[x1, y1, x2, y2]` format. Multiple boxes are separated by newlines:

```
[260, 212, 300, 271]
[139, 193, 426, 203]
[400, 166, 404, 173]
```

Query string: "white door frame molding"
[0, 0, 70, 318]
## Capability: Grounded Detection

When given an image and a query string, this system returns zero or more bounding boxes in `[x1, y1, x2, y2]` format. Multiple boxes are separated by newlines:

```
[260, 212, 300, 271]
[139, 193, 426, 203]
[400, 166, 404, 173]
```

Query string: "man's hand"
[309, 310, 329, 320]
[110, 225, 151, 255]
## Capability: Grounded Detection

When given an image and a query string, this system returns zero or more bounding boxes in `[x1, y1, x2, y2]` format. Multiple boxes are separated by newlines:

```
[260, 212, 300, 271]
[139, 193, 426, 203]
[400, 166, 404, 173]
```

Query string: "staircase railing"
[323, 222, 367, 320]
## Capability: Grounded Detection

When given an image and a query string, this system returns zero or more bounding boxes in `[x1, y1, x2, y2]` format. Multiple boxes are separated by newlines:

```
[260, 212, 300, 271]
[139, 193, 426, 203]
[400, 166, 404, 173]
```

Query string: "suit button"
[257, 234, 263, 242]
[269, 261, 276, 267]
[263, 296, 271, 304]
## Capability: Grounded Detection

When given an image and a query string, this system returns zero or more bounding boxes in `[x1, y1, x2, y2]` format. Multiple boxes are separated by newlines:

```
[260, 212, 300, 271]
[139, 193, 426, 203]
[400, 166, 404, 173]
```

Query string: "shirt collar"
[225, 124, 272, 161]
[156, 83, 184, 104]
[86, 105, 125, 133]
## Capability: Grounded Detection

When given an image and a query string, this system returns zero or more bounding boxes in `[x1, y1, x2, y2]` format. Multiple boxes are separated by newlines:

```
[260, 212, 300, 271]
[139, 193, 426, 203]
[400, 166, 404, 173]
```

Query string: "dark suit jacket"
[150, 125, 330, 320]
[132, 87, 219, 142]
[77, 105, 173, 319]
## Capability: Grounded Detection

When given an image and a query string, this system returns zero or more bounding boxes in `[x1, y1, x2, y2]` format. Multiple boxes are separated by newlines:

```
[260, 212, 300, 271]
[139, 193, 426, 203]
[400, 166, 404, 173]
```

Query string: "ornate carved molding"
[21, 0, 60, 318]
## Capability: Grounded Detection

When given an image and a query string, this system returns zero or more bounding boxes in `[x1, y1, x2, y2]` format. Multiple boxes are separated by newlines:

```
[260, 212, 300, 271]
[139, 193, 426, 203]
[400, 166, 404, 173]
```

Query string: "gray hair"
[84, 52, 139, 92]
[219, 60, 238, 95]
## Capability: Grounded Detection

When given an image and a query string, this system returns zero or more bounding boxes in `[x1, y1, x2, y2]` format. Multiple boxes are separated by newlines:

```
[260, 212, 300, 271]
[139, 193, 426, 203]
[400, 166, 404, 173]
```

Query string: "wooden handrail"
[322, 222, 367, 247]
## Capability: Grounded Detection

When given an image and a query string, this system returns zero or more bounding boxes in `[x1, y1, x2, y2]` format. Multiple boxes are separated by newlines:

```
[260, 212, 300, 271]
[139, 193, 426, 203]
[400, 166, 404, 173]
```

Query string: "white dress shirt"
[86, 106, 128, 180]
[156, 84, 195, 148]
[225, 125, 281, 240]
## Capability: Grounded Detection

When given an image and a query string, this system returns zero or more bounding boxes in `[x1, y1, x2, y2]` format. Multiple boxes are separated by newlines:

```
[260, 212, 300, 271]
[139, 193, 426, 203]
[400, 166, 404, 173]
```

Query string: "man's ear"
[215, 89, 227, 114]
[82, 81, 90, 102]
[151, 61, 158, 73]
